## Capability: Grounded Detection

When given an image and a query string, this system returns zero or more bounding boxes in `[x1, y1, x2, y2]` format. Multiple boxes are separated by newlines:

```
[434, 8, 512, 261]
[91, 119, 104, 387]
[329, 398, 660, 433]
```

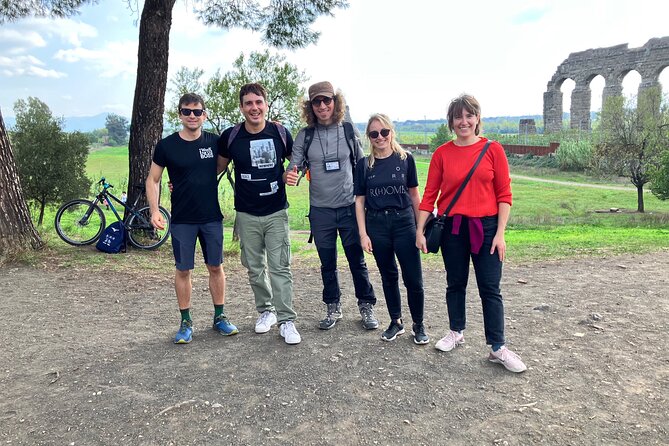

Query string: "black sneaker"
[381, 321, 405, 341]
[358, 302, 379, 330]
[412, 323, 429, 345]
[318, 302, 342, 330]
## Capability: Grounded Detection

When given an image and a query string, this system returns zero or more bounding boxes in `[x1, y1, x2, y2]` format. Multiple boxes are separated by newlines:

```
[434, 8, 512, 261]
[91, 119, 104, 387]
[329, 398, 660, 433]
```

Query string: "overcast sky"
[1, 0, 668, 123]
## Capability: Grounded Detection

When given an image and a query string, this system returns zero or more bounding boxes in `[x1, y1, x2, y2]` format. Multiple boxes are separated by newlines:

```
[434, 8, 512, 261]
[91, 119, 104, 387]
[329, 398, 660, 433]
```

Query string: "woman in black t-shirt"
[354, 113, 427, 345]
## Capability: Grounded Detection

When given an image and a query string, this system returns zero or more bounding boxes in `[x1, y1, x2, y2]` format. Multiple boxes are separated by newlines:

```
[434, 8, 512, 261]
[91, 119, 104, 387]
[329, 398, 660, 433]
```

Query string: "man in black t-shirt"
[147, 93, 238, 344]
[217, 83, 301, 345]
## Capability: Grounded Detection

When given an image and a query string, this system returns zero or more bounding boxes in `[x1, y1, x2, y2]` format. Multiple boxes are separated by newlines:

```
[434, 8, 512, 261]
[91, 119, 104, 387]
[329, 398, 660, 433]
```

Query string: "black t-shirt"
[152, 131, 223, 224]
[354, 152, 418, 211]
[217, 122, 293, 216]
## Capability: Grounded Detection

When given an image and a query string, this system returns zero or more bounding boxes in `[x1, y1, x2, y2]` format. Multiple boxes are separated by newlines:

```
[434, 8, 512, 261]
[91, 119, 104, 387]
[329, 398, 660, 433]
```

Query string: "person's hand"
[360, 234, 373, 254]
[150, 210, 165, 230]
[416, 233, 428, 253]
[168, 181, 173, 193]
[286, 166, 300, 186]
[491, 232, 506, 261]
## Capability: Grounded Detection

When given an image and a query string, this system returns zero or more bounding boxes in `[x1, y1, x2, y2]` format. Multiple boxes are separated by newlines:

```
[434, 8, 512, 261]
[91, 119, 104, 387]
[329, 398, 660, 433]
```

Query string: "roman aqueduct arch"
[543, 36, 669, 133]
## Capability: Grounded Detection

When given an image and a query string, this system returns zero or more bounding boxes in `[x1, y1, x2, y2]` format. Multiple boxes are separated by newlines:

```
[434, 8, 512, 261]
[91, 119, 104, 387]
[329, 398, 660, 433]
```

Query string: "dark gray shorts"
[170, 220, 223, 271]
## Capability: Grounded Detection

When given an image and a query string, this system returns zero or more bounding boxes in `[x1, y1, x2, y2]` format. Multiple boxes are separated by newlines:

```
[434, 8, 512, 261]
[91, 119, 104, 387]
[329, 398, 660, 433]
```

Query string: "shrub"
[555, 140, 593, 171]
[650, 150, 669, 200]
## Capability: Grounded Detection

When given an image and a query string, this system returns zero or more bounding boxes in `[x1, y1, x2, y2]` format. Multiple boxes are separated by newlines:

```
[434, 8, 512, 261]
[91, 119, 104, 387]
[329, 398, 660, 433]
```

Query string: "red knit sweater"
[418, 138, 512, 217]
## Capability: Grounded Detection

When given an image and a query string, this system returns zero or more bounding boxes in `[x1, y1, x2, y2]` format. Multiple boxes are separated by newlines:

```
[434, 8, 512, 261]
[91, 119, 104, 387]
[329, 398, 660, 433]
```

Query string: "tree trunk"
[127, 0, 176, 209]
[38, 199, 46, 226]
[637, 184, 645, 213]
[0, 109, 43, 260]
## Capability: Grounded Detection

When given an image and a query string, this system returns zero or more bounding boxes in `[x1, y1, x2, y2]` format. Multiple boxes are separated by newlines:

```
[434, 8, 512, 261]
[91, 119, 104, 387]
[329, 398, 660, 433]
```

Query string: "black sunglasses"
[311, 97, 333, 107]
[180, 108, 204, 117]
[368, 128, 391, 139]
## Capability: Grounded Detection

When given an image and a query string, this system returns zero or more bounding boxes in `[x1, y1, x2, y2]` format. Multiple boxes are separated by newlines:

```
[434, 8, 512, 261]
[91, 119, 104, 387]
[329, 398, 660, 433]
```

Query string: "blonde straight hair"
[365, 113, 407, 168]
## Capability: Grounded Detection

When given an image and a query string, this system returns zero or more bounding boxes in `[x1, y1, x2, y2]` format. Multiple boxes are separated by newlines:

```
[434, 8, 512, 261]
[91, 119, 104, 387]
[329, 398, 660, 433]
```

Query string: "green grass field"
[28, 144, 669, 265]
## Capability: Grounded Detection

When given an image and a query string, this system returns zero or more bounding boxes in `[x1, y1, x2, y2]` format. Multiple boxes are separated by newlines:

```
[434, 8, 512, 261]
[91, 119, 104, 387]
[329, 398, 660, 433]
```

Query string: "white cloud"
[0, 55, 44, 67]
[0, 29, 47, 50]
[54, 40, 137, 78]
[28, 17, 98, 47]
[0, 54, 65, 78]
[26, 66, 67, 78]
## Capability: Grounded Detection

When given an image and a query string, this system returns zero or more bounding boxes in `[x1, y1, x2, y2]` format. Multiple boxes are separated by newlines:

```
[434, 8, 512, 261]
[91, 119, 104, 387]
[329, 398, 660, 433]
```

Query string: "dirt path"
[1, 251, 668, 445]
[511, 174, 640, 191]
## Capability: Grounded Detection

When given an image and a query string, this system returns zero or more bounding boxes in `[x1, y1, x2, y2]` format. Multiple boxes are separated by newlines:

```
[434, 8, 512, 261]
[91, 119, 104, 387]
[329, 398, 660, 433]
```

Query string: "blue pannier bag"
[96, 221, 126, 253]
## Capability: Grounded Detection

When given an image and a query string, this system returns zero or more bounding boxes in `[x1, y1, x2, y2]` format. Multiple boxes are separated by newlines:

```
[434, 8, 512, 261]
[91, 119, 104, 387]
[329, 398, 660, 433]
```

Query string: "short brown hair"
[447, 94, 482, 135]
[239, 83, 267, 105]
[178, 93, 206, 110]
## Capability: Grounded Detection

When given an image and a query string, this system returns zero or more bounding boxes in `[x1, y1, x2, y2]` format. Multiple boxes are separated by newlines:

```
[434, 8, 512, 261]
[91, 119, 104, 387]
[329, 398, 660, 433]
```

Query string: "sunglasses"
[180, 108, 204, 117]
[311, 97, 333, 107]
[368, 128, 391, 139]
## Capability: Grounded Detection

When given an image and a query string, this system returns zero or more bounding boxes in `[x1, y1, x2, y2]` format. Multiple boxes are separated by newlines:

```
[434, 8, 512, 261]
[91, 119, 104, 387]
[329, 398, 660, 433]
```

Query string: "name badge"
[324, 160, 341, 172]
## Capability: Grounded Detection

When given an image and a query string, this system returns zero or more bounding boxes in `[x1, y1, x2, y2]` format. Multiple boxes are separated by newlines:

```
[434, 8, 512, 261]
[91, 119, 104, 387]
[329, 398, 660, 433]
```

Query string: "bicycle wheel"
[127, 205, 171, 250]
[55, 199, 106, 246]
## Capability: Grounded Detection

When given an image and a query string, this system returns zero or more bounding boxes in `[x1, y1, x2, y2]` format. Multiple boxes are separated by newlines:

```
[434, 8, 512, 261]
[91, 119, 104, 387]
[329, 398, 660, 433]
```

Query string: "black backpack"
[301, 121, 358, 172]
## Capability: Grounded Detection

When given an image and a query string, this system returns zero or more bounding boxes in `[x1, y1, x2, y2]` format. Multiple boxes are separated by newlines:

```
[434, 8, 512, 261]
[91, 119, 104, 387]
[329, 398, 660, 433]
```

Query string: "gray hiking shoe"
[319, 302, 342, 330]
[358, 302, 379, 330]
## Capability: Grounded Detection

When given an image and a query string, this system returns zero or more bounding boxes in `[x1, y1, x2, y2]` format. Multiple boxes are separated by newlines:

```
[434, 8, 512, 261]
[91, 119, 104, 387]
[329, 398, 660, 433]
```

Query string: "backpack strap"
[302, 127, 315, 168]
[342, 121, 357, 170]
[218, 123, 243, 188]
[274, 122, 288, 150]
[227, 123, 242, 148]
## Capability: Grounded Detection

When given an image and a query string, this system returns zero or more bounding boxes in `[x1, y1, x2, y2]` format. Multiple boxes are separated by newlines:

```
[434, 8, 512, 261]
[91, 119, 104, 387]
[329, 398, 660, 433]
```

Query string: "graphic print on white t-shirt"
[250, 139, 276, 169]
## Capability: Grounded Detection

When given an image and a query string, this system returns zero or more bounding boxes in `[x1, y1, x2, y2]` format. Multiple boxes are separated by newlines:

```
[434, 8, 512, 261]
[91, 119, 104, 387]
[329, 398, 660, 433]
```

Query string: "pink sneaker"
[434, 330, 464, 352]
[488, 346, 527, 373]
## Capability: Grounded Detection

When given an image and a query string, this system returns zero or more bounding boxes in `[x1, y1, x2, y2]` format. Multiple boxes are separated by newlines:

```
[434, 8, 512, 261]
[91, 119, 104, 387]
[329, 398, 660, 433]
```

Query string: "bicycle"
[55, 177, 171, 250]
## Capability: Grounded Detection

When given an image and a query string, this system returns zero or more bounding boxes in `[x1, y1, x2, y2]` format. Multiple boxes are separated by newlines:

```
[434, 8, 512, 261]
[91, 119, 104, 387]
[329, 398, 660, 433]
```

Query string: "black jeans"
[309, 204, 376, 305]
[366, 207, 424, 324]
[441, 215, 505, 345]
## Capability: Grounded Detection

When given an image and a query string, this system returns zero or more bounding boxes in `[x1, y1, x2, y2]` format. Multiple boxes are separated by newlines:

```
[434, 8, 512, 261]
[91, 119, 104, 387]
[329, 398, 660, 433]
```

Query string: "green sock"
[214, 304, 225, 319]
[180, 308, 191, 322]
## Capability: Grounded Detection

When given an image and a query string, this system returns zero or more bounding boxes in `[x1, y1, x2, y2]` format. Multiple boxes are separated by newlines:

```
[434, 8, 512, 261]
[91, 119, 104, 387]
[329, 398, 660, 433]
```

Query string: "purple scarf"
[451, 215, 484, 254]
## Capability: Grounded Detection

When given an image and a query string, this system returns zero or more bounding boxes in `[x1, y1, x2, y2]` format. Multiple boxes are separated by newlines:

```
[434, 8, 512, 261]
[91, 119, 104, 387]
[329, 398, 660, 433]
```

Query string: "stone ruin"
[543, 36, 669, 133]
[519, 119, 536, 135]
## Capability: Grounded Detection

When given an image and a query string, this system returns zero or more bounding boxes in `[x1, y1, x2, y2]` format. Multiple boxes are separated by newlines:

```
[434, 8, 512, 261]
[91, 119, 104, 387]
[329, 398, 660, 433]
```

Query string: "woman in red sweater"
[415, 94, 526, 373]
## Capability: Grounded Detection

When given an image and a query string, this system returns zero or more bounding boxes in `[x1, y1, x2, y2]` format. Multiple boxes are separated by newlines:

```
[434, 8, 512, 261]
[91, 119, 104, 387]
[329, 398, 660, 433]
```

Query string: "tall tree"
[166, 50, 307, 134]
[0, 108, 43, 259]
[13, 97, 90, 225]
[596, 87, 669, 212]
[105, 113, 129, 145]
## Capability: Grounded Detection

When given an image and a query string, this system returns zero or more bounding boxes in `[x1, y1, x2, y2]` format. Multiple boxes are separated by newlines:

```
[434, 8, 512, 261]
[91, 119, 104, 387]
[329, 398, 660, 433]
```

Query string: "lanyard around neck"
[316, 124, 340, 159]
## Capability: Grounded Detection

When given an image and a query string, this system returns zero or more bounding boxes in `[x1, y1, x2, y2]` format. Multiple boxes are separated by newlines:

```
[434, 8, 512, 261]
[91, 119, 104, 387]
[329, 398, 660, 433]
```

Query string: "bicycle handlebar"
[98, 177, 113, 190]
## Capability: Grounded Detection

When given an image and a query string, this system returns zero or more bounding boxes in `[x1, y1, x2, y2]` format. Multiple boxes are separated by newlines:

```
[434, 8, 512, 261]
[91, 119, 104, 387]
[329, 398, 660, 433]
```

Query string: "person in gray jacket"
[285, 81, 378, 330]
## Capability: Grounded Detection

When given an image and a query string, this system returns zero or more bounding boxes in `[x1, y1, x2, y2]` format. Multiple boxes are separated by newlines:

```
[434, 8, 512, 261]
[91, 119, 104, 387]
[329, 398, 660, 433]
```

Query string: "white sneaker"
[279, 321, 301, 345]
[434, 330, 464, 352]
[488, 346, 527, 373]
[255, 311, 277, 334]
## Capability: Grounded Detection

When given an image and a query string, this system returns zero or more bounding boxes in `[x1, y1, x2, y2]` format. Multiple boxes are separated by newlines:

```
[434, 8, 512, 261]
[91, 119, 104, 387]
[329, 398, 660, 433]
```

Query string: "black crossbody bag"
[423, 141, 492, 253]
